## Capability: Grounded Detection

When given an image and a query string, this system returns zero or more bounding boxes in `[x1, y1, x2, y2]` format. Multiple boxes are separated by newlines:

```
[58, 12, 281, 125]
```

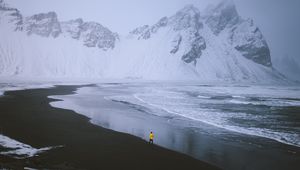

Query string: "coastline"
[47, 84, 300, 170]
[0, 85, 219, 170]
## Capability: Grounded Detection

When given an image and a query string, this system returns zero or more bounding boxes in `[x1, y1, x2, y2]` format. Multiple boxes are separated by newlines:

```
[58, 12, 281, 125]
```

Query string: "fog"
[234, 0, 300, 81]
[6, 0, 300, 80]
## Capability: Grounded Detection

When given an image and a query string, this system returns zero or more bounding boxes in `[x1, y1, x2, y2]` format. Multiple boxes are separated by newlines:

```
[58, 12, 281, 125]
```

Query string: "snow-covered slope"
[0, 0, 287, 83]
[273, 55, 300, 82]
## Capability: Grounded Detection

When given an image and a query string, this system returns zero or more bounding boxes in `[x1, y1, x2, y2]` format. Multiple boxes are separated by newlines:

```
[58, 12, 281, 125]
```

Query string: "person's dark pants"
[149, 139, 153, 144]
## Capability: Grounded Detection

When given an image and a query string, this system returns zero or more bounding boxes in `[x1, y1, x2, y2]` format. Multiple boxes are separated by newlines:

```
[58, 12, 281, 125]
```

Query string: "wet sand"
[0, 85, 219, 170]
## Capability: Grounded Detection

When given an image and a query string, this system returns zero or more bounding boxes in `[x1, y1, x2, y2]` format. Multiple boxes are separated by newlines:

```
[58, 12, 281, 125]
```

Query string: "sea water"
[100, 83, 300, 147]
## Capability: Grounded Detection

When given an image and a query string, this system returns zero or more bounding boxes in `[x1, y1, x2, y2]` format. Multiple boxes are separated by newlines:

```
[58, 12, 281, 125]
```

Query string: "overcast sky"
[5, 0, 300, 68]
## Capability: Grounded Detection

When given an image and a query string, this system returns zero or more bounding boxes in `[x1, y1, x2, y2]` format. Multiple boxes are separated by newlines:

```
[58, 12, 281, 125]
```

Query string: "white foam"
[232, 95, 246, 99]
[0, 134, 63, 158]
[0, 83, 54, 95]
[229, 98, 300, 107]
[24, 167, 38, 170]
[229, 99, 254, 105]
[197, 95, 211, 99]
[221, 126, 300, 147]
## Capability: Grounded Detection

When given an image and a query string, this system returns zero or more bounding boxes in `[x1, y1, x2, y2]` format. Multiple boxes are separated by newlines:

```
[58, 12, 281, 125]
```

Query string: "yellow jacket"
[149, 133, 154, 140]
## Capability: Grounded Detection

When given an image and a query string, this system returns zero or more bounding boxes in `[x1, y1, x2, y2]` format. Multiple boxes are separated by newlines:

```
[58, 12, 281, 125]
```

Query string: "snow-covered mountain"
[0, 0, 287, 83]
[204, 0, 271, 67]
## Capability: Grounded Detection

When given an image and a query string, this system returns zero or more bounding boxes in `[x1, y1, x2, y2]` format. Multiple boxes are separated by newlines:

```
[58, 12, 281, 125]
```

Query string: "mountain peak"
[30, 11, 58, 20]
[172, 4, 200, 21]
[177, 4, 200, 15]
[130, 4, 203, 40]
[168, 4, 202, 31]
[218, 0, 235, 7]
[24, 11, 61, 38]
[0, 0, 23, 30]
[204, 0, 240, 35]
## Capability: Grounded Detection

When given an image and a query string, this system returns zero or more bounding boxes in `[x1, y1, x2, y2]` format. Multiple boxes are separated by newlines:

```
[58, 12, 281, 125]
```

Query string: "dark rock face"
[151, 17, 168, 33]
[24, 12, 62, 38]
[61, 18, 83, 39]
[130, 24, 154, 40]
[229, 19, 272, 67]
[61, 19, 118, 50]
[80, 22, 118, 50]
[181, 33, 206, 65]
[0, 1, 23, 30]
[129, 16, 171, 40]
[130, 17, 170, 40]
[235, 44, 271, 66]
[170, 35, 182, 54]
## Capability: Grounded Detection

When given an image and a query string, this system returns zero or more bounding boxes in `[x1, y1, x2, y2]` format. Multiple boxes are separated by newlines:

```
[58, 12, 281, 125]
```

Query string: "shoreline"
[0, 85, 219, 170]
[48, 84, 300, 170]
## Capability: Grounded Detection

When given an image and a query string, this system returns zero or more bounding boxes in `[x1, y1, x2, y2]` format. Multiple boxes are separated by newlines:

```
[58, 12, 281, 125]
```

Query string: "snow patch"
[0, 134, 63, 159]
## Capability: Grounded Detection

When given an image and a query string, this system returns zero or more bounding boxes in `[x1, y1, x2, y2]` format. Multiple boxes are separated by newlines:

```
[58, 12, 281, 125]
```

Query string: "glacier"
[0, 0, 289, 83]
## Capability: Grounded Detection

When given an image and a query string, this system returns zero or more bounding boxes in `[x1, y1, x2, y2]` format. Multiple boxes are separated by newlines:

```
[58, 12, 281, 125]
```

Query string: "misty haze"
[0, 0, 299, 170]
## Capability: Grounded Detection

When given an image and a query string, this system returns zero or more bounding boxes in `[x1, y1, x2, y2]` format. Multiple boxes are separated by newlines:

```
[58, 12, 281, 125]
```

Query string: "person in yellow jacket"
[149, 131, 154, 144]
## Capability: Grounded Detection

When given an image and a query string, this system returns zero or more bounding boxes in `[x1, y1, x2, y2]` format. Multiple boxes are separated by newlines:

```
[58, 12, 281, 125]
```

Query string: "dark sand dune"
[0, 85, 220, 170]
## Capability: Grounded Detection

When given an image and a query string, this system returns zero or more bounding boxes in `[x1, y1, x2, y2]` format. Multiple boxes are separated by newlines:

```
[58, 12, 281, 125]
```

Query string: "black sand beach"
[0, 85, 220, 170]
